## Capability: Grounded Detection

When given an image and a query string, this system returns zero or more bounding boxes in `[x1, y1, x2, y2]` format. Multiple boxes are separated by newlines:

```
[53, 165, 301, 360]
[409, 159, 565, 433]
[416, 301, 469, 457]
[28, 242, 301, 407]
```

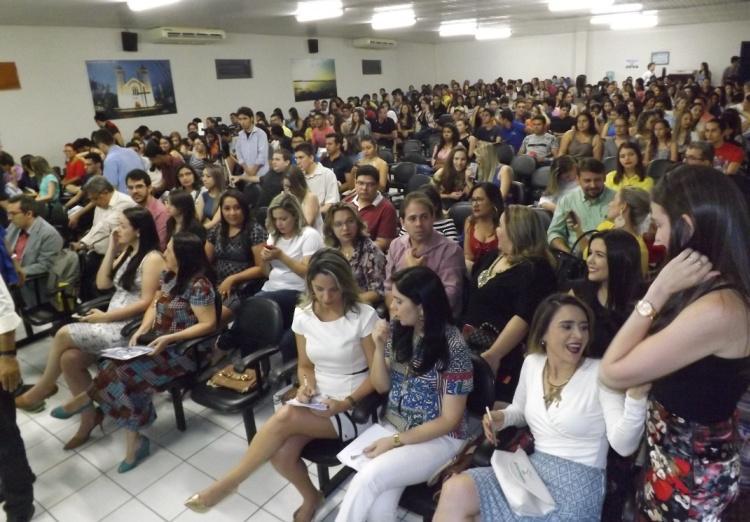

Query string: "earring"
[418, 312, 424, 322]
[540, 340, 546, 348]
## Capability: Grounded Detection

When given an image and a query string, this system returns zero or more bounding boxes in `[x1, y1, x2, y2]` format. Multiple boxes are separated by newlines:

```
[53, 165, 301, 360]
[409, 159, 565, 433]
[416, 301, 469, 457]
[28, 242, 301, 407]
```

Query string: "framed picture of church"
[85, 60, 178, 120]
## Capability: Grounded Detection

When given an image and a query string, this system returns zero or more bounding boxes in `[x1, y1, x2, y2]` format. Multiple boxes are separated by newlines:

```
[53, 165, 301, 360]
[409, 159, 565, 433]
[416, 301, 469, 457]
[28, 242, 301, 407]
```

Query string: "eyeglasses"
[333, 218, 356, 228]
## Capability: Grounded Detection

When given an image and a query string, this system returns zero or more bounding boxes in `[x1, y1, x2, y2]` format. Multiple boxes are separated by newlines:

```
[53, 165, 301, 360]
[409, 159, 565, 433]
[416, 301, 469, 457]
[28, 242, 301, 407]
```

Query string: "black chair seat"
[400, 483, 440, 521]
[190, 381, 266, 414]
[24, 304, 63, 326]
[301, 439, 346, 465]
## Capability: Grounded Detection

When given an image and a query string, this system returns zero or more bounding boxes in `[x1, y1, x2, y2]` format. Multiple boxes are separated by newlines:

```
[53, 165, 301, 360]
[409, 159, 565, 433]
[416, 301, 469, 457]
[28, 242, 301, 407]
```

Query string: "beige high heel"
[184, 494, 210, 513]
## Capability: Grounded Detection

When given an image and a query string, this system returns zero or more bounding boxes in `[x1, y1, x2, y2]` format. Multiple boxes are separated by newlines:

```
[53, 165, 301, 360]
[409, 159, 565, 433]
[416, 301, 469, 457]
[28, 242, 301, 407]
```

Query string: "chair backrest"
[467, 352, 496, 415]
[232, 297, 284, 352]
[507, 180, 526, 205]
[494, 142, 515, 166]
[255, 206, 268, 226]
[448, 201, 473, 233]
[602, 156, 617, 174]
[403, 139, 423, 156]
[437, 113, 454, 127]
[378, 148, 394, 164]
[531, 166, 551, 190]
[532, 207, 553, 231]
[510, 155, 537, 181]
[406, 173, 432, 195]
[402, 151, 430, 165]
[646, 158, 674, 182]
[390, 162, 417, 189]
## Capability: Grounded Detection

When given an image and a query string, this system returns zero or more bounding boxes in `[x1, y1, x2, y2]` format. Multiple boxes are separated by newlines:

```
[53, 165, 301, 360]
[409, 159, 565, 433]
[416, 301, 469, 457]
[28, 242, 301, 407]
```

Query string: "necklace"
[543, 360, 573, 409]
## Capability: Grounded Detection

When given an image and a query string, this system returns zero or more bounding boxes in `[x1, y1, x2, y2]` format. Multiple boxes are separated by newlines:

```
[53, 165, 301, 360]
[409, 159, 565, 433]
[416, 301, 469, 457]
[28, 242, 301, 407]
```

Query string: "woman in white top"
[256, 192, 324, 328]
[435, 293, 648, 522]
[283, 166, 323, 233]
[185, 249, 378, 520]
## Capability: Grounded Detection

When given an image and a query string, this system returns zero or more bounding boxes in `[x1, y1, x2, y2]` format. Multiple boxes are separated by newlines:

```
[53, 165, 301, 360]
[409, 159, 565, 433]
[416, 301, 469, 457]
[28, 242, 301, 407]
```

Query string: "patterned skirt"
[88, 345, 199, 431]
[465, 451, 606, 522]
[637, 400, 741, 522]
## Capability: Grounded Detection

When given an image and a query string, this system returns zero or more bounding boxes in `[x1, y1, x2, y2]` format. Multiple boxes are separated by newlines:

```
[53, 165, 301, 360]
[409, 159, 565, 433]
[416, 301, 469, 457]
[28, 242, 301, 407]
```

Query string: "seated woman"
[172, 165, 205, 202]
[185, 249, 379, 519]
[257, 192, 324, 329]
[323, 202, 386, 306]
[557, 113, 603, 161]
[605, 142, 654, 192]
[15, 207, 164, 450]
[435, 294, 648, 522]
[205, 189, 266, 321]
[570, 230, 643, 358]
[283, 166, 322, 232]
[474, 142, 512, 201]
[335, 266, 473, 522]
[29, 156, 60, 203]
[538, 155, 578, 213]
[165, 189, 207, 243]
[355, 137, 388, 192]
[51, 232, 217, 472]
[432, 146, 471, 206]
[463, 205, 556, 402]
[644, 119, 678, 163]
[431, 124, 460, 172]
[464, 182, 503, 272]
[195, 165, 225, 230]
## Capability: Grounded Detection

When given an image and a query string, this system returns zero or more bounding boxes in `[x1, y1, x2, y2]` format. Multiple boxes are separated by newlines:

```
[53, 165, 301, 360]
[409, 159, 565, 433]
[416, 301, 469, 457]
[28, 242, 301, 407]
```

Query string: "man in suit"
[5, 195, 63, 306]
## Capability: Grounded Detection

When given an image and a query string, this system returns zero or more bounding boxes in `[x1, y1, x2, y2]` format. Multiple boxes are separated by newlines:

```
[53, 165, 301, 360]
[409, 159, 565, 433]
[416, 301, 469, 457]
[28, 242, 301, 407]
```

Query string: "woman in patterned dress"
[16, 207, 164, 449]
[322, 202, 385, 305]
[600, 166, 750, 520]
[52, 232, 217, 472]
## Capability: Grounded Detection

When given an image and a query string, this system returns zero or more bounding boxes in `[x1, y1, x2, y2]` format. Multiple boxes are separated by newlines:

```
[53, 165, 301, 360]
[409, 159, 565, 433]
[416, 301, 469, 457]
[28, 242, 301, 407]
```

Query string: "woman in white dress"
[15, 207, 164, 449]
[185, 249, 378, 521]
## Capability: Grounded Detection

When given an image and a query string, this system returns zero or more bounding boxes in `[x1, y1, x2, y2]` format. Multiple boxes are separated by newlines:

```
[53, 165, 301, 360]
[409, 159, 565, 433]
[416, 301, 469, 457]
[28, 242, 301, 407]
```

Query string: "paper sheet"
[336, 423, 397, 471]
[100, 346, 153, 361]
[285, 397, 329, 411]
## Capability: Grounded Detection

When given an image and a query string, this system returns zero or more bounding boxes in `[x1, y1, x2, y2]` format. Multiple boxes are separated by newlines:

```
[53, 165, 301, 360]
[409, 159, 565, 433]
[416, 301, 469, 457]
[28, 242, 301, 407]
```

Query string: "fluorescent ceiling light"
[371, 6, 416, 30]
[475, 26, 512, 40]
[609, 11, 658, 29]
[548, 0, 613, 12]
[295, 0, 343, 23]
[439, 19, 477, 37]
[591, 2, 642, 14]
[126, 0, 180, 11]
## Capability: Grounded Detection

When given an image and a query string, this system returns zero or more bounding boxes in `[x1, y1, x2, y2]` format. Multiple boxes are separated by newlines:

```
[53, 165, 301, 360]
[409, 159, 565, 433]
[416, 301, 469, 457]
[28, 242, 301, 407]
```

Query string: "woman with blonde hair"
[283, 166, 322, 232]
[474, 141, 512, 201]
[323, 202, 385, 305]
[186, 249, 379, 520]
[462, 205, 557, 401]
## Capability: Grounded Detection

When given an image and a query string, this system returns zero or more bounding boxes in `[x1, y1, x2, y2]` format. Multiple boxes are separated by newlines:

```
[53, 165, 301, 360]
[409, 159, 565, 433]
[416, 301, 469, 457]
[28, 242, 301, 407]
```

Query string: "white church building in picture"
[114, 64, 156, 109]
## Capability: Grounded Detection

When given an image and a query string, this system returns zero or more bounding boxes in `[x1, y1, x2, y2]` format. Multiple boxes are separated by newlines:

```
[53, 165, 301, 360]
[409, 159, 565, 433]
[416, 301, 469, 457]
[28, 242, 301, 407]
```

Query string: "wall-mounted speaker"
[307, 38, 319, 54]
[122, 31, 138, 52]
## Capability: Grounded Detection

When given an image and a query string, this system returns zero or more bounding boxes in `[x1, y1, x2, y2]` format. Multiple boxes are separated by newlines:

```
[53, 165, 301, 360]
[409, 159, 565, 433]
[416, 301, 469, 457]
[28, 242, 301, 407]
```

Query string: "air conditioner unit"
[145, 27, 226, 44]
[352, 38, 397, 50]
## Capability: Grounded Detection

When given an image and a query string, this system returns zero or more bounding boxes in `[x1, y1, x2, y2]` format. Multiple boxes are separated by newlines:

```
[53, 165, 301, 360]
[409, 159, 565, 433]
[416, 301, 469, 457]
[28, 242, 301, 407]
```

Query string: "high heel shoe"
[63, 408, 104, 451]
[184, 494, 210, 513]
[117, 437, 150, 473]
[50, 398, 93, 420]
[15, 385, 59, 413]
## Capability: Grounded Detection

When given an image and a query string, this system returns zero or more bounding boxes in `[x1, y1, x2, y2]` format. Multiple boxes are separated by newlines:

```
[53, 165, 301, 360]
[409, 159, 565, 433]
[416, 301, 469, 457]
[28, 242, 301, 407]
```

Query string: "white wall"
[0, 25, 436, 164]
[435, 20, 747, 85]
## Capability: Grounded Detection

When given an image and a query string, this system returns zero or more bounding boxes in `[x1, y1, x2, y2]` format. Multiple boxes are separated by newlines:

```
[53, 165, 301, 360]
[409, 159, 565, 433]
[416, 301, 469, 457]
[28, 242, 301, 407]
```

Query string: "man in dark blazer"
[4, 195, 63, 306]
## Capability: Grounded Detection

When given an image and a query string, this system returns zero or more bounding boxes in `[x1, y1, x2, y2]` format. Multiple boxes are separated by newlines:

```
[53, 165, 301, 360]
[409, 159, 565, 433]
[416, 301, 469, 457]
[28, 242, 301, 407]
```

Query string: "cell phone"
[567, 210, 578, 224]
[264, 244, 277, 250]
[71, 313, 83, 320]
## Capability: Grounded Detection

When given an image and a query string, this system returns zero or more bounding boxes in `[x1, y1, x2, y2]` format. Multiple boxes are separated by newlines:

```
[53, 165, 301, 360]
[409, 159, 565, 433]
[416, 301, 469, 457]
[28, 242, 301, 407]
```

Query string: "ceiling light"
[609, 11, 658, 29]
[475, 26, 512, 40]
[295, 0, 343, 23]
[591, 2, 642, 14]
[439, 19, 477, 37]
[548, 0, 613, 12]
[126, 0, 181, 12]
[371, 6, 416, 30]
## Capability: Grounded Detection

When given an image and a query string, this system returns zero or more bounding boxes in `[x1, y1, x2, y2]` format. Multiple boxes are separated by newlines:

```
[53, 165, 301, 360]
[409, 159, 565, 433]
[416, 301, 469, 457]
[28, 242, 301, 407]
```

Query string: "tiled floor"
[7, 335, 423, 522]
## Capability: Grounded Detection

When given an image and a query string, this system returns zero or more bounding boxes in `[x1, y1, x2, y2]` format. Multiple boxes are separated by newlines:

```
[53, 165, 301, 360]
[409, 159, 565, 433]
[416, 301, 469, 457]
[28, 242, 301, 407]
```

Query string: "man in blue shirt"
[92, 129, 144, 194]
[497, 109, 526, 153]
[228, 106, 269, 185]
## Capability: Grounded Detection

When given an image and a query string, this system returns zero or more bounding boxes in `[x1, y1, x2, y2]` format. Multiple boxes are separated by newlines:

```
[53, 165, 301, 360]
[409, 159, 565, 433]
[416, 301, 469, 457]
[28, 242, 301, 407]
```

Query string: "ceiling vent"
[145, 27, 226, 44]
[352, 38, 397, 50]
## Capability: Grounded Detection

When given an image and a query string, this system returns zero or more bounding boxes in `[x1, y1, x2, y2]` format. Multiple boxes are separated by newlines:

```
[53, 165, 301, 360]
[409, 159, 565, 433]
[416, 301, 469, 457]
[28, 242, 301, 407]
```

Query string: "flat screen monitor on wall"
[362, 60, 382, 75]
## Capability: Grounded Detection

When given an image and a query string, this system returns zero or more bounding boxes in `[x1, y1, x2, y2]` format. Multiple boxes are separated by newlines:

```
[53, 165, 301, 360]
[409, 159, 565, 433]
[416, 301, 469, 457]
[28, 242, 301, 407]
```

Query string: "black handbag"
[466, 322, 500, 352]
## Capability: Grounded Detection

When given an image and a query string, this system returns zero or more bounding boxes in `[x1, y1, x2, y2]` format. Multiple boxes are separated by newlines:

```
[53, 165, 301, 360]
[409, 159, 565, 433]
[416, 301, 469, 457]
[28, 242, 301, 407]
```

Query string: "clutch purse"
[206, 364, 258, 393]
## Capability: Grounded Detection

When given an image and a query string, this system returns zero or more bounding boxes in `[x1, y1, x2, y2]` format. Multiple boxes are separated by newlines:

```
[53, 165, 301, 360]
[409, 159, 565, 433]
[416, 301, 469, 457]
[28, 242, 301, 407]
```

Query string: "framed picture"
[651, 51, 670, 66]
[291, 58, 338, 102]
[85, 60, 177, 120]
[0, 62, 21, 90]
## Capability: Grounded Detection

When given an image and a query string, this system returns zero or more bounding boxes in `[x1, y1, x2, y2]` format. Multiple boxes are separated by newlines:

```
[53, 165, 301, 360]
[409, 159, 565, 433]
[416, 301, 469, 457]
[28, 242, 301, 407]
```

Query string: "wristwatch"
[392, 433, 403, 448]
[635, 299, 657, 320]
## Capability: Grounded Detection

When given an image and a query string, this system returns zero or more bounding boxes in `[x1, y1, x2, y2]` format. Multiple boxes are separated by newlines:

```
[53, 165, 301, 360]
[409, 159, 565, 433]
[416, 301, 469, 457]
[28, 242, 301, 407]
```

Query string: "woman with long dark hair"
[601, 166, 750, 520]
[287, 107, 304, 131]
[336, 266, 473, 522]
[558, 112, 603, 160]
[463, 182, 503, 272]
[52, 232, 217, 473]
[165, 189, 206, 243]
[645, 119, 678, 163]
[205, 188, 266, 320]
[570, 229, 643, 358]
[16, 207, 164, 448]
[433, 147, 471, 205]
[432, 124, 460, 171]
[605, 142, 654, 192]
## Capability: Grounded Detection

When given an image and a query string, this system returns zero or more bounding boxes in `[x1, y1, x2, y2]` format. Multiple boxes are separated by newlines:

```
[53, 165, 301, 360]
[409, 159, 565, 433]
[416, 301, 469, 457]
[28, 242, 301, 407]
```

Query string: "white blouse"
[503, 354, 647, 469]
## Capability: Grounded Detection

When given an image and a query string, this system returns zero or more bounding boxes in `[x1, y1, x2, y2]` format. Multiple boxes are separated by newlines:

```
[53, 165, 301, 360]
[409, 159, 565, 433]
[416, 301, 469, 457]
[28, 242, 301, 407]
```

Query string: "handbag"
[206, 364, 258, 393]
[465, 322, 500, 351]
[491, 448, 556, 517]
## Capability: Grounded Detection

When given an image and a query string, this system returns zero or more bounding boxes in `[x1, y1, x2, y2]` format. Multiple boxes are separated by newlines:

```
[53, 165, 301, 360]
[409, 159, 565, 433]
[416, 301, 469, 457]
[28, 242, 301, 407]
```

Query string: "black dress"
[568, 279, 630, 359]
[463, 252, 556, 401]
